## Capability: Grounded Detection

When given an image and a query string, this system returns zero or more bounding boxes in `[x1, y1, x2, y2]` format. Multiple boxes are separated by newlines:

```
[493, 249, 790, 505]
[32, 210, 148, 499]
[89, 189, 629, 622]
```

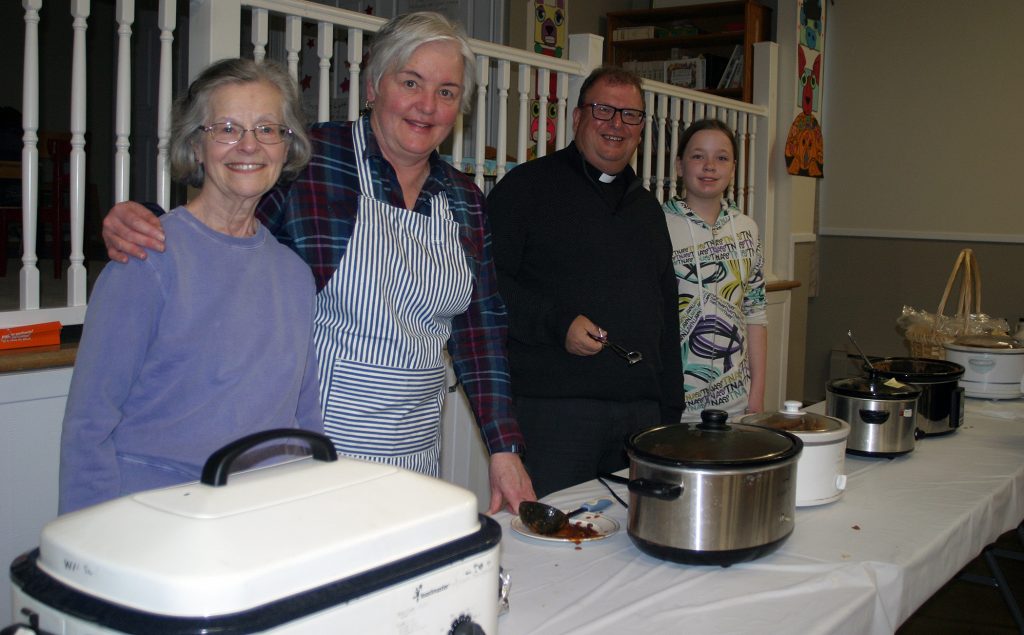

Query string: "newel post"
[188, 0, 241, 80]
[566, 33, 604, 142]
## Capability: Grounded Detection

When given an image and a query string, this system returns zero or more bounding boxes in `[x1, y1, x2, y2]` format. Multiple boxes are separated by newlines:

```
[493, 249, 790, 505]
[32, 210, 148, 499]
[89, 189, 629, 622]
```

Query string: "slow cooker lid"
[868, 357, 965, 382]
[741, 400, 849, 441]
[947, 334, 1024, 351]
[828, 375, 922, 399]
[628, 410, 802, 467]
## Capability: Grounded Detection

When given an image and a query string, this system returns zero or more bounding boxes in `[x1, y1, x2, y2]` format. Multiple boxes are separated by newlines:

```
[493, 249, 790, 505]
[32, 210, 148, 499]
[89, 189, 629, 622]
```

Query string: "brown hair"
[677, 118, 738, 160]
[576, 66, 643, 108]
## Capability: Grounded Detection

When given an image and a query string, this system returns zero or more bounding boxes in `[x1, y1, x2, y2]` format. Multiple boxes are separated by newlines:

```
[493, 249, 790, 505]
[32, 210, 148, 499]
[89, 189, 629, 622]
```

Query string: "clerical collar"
[598, 172, 617, 183]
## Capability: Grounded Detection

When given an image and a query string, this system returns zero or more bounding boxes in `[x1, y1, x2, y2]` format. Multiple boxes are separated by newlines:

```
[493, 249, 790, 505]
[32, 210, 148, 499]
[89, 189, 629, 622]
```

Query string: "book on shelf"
[716, 45, 743, 89]
[728, 54, 744, 88]
[623, 59, 669, 82]
[612, 26, 669, 41]
[665, 56, 706, 89]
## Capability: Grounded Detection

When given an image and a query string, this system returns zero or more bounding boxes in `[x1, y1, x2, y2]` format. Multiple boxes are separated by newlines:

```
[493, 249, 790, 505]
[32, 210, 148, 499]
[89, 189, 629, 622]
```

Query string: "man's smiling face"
[571, 78, 644, 175]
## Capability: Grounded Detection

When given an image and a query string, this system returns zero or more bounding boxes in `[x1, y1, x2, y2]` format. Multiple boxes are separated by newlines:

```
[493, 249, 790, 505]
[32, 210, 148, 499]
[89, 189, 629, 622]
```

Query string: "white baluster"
[317, 22, 333, 123]
[19, 0, 42, 309]
[346, 28, 363, 122]
[535, 68, 550, 158]
[285, 16, 301, 82]
[452, 112, 464, 167]
[516, 64, 530, 163]
[640, 91, 654, 190]
[555, 71, 568, 151]
[155, 0, 175, 212]
[738, 113, 751, 213]
[474, 54, 489, 190]
[68, 0, 90, 303]
[251, 8, 268, 62]
[654, 93, 668, 203]
[494, 59, 510, 182]
[668, 96, 681, 199]
[113, 0, 133, 205]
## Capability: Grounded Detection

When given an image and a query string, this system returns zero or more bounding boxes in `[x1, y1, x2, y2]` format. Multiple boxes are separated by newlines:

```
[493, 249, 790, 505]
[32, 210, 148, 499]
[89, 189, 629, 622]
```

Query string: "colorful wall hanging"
[785, 0, 825, 178]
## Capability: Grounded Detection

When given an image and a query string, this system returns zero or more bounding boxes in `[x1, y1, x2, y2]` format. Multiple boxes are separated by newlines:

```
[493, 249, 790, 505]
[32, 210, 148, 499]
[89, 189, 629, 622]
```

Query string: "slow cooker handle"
[627, 478, 683, 501]
[201, 429, 338, 487]
[858, 409, 890, 424]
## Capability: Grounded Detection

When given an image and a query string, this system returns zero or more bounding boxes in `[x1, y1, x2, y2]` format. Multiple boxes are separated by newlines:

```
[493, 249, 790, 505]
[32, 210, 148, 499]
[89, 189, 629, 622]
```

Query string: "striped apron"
[313, 123, 473, 476]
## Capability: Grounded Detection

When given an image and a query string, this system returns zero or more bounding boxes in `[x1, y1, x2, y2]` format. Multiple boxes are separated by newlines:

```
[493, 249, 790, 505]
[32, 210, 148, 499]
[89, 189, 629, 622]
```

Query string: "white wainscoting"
[0, 367, 71, 627]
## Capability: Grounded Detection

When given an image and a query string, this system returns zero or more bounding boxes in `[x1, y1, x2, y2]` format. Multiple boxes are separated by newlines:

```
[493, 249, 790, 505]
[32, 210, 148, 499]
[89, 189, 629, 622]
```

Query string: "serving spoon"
[847, 329, 875, 372]
[518, 498, 613, 535]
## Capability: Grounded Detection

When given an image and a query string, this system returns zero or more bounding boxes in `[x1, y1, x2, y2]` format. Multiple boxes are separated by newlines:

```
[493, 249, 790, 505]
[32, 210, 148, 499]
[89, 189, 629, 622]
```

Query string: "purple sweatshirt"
[59, 206, 322, 513]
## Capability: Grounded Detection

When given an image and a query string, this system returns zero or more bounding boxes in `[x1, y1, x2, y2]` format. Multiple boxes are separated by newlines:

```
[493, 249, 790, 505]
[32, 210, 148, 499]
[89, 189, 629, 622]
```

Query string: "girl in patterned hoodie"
[663, 119, 767, 420]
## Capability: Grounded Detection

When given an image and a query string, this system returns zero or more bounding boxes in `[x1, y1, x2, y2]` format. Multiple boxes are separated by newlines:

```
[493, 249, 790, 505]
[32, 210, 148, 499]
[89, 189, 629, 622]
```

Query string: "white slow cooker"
[9, 430, 501, 634]
[742, 401, 850, 507]
[944, 334, 1024, 400]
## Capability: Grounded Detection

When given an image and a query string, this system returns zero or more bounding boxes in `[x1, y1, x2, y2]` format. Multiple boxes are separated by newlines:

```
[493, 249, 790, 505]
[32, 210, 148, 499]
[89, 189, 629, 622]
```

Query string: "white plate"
[510, 512, 620, 543]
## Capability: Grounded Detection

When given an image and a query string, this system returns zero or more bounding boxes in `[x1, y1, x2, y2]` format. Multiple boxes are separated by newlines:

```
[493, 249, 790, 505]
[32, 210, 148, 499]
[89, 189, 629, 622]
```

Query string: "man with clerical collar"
[487, 66, 684, 497]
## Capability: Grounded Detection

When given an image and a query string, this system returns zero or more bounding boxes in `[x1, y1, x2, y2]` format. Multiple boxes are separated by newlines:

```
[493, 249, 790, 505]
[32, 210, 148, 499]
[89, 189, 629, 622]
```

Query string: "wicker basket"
[903, 249, 980, 360]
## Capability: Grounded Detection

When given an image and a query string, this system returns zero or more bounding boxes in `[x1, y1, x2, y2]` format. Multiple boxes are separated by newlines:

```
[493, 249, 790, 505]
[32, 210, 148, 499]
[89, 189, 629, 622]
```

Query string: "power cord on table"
[597, 473, 630, 508]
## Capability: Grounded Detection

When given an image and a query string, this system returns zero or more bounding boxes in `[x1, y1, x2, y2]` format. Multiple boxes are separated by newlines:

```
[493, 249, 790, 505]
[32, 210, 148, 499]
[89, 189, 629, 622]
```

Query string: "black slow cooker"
[866, 357, 965, 436]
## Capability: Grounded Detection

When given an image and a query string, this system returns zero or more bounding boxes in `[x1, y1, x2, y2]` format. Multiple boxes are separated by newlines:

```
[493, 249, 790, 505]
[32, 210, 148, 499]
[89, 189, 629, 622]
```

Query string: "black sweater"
[487, 143, 684, 422]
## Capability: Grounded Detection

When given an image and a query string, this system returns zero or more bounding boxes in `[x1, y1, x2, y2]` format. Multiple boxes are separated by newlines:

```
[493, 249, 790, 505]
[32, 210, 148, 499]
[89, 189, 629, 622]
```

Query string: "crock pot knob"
[697, 409, 731, 431]
[782, 400, 805, 414]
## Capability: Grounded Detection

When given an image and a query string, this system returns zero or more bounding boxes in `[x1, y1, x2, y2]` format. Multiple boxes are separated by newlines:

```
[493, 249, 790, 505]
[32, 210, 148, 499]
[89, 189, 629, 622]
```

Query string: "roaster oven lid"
[35, 455, 481, 617]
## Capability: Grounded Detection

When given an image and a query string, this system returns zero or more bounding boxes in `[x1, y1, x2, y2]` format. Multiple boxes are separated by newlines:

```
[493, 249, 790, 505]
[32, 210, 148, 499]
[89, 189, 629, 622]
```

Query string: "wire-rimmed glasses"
[199, 122, 292, 145]
[586, 103, 646, 125]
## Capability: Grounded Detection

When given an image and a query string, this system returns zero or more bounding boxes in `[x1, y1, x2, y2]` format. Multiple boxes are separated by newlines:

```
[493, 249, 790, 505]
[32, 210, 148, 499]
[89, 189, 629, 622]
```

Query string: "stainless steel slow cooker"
[867, 357, 965, 436]
[944, 334, 1024, 400]
[623, 409, 802, 566]
[742, 400, 850, 507]
[10, 430, 501, 634]
[827, 376, 921, 457]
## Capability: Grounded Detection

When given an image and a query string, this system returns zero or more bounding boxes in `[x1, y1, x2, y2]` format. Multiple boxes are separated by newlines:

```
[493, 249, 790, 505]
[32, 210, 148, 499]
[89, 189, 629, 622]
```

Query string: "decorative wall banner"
[527, 0, 567, 159]
[785, 0, 825, 178]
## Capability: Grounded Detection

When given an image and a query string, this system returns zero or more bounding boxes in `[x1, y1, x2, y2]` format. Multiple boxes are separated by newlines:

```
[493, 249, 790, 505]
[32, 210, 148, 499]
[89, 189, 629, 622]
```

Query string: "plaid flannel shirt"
[258, 115, 522, 455]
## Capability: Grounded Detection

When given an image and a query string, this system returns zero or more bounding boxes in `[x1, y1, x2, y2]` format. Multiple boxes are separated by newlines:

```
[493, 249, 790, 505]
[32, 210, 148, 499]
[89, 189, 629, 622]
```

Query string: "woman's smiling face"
[195, 81, 288, 208]
[367, 40, 464, 169]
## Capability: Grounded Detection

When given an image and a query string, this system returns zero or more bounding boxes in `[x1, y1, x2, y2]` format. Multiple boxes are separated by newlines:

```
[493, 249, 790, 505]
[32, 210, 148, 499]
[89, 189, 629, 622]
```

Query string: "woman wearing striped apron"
[314, 119, 473, 475]
[102, 13, 535, 513]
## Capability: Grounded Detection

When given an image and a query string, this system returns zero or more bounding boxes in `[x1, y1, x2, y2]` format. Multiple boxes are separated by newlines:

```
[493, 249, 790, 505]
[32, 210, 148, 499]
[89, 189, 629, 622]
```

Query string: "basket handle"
[935, 248, 982, 321]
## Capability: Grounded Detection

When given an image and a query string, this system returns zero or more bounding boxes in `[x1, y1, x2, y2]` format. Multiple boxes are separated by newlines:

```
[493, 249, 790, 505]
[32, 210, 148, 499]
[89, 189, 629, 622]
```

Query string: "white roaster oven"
[8, 430, 501, 635]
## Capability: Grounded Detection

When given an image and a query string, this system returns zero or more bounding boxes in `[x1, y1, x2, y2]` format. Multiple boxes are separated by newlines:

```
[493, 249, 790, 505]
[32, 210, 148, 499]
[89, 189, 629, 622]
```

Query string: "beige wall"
[802, 0, 1024, 402]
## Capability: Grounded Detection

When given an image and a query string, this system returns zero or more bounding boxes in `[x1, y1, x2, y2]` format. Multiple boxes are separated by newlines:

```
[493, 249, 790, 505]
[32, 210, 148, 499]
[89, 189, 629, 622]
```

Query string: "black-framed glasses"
[586, 103, 646, 125]
[199, 122, 292, 145]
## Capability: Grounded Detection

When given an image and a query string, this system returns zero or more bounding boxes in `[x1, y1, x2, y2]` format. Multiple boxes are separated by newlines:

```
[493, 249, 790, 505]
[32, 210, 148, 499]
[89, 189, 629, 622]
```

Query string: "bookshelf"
[606, 1, 771, 103]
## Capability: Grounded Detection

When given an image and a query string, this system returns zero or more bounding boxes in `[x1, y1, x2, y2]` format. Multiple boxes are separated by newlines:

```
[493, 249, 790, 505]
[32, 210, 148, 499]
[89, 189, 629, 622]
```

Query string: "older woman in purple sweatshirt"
[58, 58, 321, 513]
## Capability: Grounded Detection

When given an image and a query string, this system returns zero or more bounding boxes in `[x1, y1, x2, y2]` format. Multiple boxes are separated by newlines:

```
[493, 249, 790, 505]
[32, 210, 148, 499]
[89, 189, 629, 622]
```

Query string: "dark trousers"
[515, 396, 660, 498]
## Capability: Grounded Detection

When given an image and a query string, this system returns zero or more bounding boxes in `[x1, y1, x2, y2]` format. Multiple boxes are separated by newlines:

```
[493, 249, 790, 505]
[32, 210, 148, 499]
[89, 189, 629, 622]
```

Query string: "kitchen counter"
[0, 325, 80, 374]
[494, 399, 1024, 634]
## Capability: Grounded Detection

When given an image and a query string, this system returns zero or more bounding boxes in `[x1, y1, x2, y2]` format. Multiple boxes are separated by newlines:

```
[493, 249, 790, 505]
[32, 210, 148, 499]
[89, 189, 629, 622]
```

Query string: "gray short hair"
[169, 58, 311, 188]
[365, 12, 476, 113]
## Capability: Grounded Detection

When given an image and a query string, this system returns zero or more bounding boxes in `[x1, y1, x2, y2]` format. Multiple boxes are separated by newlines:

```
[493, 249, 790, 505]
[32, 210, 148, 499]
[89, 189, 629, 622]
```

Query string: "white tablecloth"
[495, 399, 1024, 635]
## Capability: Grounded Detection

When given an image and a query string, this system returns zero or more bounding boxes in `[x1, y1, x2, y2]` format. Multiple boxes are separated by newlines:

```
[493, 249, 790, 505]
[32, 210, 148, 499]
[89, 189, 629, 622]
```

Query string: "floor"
[897, 528, 1024, 634]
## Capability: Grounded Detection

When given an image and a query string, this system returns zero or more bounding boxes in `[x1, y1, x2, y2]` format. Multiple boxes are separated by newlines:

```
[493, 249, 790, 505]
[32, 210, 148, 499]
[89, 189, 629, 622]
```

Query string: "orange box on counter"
[0, 321, 62, 350]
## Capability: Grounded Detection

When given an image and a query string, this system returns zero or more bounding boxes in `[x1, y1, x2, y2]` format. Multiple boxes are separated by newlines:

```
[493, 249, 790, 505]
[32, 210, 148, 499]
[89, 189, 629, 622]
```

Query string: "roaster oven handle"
[200, 429, 338, 487]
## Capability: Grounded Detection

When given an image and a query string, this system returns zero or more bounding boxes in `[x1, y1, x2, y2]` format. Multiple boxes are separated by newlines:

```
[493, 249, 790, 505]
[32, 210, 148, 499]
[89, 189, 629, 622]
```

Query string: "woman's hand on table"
[102, 201, 166, 263]
[487, 452, 536, 515]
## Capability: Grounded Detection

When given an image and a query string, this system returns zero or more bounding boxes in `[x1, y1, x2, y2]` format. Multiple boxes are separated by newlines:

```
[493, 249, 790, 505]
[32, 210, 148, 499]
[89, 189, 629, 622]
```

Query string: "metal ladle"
[518, 498, 613, 535]
[590, 333, 643, 365]
[847, 330, 875, 373]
